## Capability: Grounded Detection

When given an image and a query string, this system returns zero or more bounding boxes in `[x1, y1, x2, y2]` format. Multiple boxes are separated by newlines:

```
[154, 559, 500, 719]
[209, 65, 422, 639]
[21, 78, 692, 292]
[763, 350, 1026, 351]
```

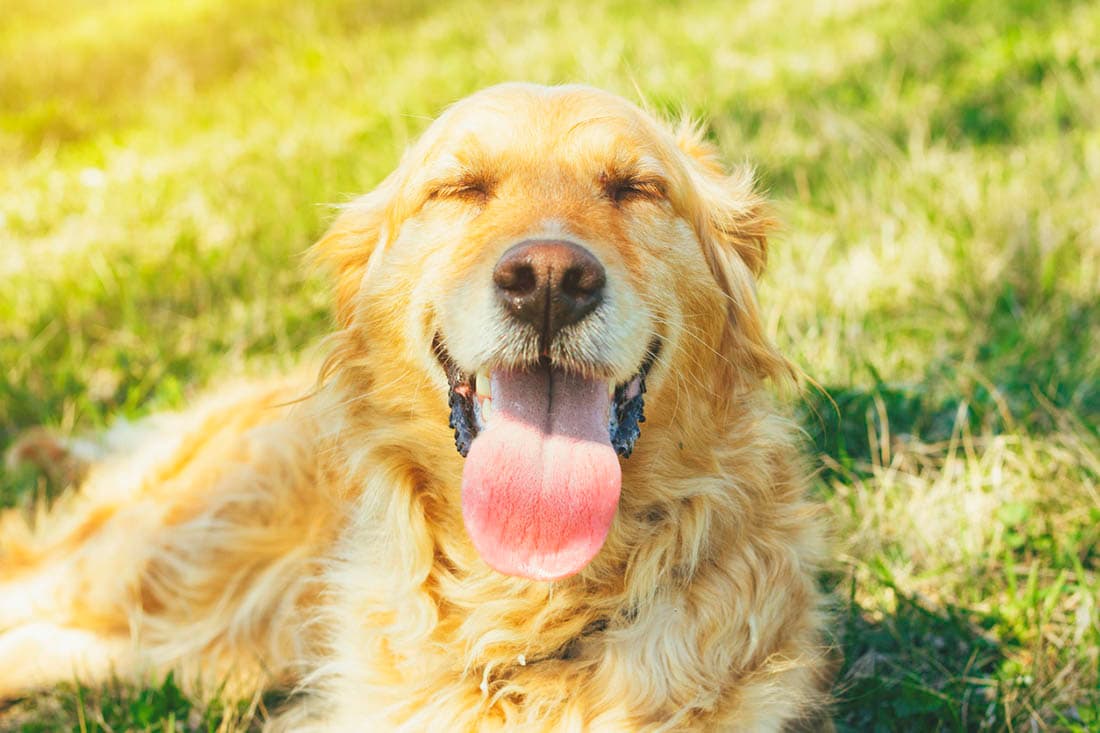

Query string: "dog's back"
[1, 375, 337, 697]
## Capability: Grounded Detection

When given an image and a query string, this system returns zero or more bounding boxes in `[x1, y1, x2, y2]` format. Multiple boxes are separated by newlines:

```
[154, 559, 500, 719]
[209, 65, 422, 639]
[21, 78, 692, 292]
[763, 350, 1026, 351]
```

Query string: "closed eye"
[427, 174, 494, 203]
[603, 175, 667, 204]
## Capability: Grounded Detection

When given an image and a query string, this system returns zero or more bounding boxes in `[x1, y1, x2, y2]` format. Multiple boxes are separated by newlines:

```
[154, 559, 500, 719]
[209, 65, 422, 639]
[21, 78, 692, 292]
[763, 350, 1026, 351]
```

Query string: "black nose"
[492, 240, 606, 347]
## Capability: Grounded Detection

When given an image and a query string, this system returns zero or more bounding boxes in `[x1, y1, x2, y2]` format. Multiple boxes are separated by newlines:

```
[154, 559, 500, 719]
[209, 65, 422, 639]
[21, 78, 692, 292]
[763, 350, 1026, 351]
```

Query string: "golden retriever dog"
[0, 83, 831, 731]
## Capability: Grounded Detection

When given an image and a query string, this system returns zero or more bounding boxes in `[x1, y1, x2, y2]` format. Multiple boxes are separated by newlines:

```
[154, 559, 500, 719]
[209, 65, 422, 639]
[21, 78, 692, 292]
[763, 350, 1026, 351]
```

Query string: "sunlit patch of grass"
[825, 409, 1100, 729]
[1, 0, 1098, 728]
[2, 672, 269, 732]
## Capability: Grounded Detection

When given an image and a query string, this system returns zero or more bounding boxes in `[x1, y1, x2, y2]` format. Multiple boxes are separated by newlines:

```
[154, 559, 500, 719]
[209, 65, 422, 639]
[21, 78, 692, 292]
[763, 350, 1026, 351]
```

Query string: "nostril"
[494, 262, 537, 296]
[560, 265, 606, 299]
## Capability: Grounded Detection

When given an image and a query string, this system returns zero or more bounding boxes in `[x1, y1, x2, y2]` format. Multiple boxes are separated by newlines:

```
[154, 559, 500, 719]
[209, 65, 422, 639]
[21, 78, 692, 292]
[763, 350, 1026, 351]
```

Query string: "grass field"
[1, 0, 1098, 729]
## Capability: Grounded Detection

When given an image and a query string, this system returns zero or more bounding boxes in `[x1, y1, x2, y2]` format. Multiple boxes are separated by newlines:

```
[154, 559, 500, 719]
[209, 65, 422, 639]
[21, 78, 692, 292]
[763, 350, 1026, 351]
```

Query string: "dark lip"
[609, 337, 661, 457]
[433, 334, 662, 458]
[431, 333, 467, 391]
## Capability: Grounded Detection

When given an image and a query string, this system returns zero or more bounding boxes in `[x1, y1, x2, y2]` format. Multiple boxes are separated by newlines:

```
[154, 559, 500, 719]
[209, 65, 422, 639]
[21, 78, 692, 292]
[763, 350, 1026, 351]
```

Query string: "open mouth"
[437, 338, 660, 459]
[434, 336, 661, 581]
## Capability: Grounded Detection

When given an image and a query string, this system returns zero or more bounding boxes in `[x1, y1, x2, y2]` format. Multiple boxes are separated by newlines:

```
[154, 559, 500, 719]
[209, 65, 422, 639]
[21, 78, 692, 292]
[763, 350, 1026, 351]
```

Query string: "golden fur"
[0, 84, 831, 731]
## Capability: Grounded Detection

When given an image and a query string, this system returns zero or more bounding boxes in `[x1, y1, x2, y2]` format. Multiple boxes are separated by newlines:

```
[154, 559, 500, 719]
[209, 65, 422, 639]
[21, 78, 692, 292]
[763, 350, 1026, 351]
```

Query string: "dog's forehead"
[426, 87, 666, 167]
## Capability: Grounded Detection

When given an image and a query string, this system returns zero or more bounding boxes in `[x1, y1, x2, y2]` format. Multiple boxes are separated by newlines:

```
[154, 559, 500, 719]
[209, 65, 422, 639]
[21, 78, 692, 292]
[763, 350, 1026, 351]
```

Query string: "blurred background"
[1, 0, 1097, 729]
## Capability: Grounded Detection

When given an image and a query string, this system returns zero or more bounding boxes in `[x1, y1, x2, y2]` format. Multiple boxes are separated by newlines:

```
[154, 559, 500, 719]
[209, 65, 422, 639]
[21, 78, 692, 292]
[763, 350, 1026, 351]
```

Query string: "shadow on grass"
[799, 274, 1100, 479]
[829, 561, 1100, 732]
[831, 577, 1009, 732]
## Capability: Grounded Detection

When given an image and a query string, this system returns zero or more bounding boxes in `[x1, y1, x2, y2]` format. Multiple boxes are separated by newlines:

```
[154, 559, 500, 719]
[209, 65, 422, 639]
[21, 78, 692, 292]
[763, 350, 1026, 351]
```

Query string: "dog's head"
[314, 83, 788, 582]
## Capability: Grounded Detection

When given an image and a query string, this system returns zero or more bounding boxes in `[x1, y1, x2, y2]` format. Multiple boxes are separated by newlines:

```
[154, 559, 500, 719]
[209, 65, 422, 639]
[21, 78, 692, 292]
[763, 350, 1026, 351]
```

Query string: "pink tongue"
[461, 367, 621, 581]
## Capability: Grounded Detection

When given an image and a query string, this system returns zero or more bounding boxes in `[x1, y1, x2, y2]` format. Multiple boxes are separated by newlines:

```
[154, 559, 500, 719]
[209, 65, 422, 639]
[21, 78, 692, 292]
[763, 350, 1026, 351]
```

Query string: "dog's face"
[315, 84, 786, 582]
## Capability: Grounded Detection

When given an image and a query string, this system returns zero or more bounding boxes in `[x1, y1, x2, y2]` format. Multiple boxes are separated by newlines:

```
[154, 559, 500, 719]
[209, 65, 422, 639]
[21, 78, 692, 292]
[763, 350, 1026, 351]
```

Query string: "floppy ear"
[674, 122, 793, 384]
[309, 173, 399, 329]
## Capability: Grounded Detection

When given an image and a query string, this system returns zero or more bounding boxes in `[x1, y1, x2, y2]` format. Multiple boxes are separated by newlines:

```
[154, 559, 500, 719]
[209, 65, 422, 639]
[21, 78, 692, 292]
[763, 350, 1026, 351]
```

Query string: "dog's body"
[1, 84, 830, 731]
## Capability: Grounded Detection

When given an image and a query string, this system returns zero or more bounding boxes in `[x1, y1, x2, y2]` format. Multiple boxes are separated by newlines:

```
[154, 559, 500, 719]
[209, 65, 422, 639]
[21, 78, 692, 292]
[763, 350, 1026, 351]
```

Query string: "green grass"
[2, 672, 279, 733]
[1, 0, 1098, 729]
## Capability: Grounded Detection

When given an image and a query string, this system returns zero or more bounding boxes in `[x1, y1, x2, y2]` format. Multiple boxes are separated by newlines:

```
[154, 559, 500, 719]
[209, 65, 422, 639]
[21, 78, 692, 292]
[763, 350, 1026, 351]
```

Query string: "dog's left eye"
[604, 176, 666, 204]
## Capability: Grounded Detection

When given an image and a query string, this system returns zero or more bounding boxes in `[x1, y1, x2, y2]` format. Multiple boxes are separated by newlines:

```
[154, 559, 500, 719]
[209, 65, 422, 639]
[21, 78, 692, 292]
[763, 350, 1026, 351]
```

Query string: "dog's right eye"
[427, 176, 493, 203]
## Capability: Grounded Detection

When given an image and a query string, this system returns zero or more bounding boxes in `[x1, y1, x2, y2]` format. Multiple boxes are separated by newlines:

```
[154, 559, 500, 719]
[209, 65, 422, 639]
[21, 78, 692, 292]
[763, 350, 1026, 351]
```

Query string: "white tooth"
[476, 371, 491, 398]
[482, 398, 492, 421]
